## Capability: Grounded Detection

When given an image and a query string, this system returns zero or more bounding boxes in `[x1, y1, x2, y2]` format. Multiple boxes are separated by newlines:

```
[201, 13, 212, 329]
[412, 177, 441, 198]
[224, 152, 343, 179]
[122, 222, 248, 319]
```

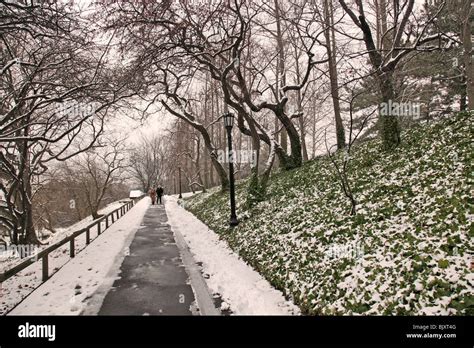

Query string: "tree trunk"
[195, 124, 229, 191]
[356, 9, 400, 149]
[375, 0, 381, 50]
[378, 72, 401, 149]
[311, 96, 317, 159]
[18, 123, 39, 245]
[461, 0, 473, 110]
[203, 79, 210, 189]
[298, 101, 309, 161]
[274, 0, 288, 155]
[23, 198, 38, 245]
[244, 112, 264, 206]
[294, 46, 309, 161]
[91, 209, 101, 220]
[276, 106, 302, 169]
[460, 81, 467, 111]
[324, 0, 345, 149]
[379, 0, 391, 50]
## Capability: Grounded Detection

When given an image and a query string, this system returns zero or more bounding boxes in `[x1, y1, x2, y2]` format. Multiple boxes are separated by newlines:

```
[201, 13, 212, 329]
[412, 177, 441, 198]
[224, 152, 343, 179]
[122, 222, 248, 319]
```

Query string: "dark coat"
[156, 187, 164, 196]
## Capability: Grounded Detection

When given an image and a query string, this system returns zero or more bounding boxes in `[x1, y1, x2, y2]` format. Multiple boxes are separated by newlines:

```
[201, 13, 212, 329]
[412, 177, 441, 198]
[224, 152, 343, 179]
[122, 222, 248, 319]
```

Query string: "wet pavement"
[98, 204, 196, 315]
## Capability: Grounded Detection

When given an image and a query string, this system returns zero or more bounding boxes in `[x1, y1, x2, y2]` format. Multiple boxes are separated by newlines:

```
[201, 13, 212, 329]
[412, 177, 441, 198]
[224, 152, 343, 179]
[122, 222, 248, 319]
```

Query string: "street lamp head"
[223, 111, 234, 129]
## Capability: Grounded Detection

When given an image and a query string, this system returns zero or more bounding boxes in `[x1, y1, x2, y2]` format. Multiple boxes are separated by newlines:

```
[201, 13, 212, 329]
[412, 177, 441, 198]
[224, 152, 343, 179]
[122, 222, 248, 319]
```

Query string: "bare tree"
[326, 85, 376, 215]
[156, 66, 230, 191]
[338, 0, 452, 149]
[128, 134, 166, 193]
[322, 0, 346, 149]
[0, 2, 137, 244]
[66, 137, 128, 219]
[179, 130, 206, 193]
[94, 0, 335, 205]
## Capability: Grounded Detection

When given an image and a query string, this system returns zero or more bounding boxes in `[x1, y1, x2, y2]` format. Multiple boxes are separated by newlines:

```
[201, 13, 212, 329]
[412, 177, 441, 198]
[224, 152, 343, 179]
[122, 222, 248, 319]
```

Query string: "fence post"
[70, 238, 75, 257]
[111, 213, 115, 223]
[105, 216, 109, 229]
[86, 228, 90, 244]
[98, 221, 101, 235]
[42, 255, 49, 281]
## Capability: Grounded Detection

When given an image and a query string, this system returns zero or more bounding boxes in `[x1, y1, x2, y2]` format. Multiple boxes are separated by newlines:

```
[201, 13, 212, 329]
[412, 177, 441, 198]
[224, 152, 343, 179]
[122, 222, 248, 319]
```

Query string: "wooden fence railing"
[0, 199, 137, 283]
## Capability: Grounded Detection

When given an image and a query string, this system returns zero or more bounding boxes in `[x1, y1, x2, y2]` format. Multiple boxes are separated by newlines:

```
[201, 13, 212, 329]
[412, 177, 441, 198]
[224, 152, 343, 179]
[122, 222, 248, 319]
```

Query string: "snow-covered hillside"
[185, 112, 473, 315]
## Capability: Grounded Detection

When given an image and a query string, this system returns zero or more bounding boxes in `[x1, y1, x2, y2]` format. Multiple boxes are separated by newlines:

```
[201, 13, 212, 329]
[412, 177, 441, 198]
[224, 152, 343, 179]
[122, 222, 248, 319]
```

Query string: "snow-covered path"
[7, 194, 299, 315]
[97, 202, 217, 315]
[165, 195, 300, 315]
[9, 198, 149, 315]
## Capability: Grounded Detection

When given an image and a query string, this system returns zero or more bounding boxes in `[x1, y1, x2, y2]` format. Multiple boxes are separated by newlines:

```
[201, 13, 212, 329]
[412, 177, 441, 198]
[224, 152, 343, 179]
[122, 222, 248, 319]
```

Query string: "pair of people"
[149, 185, 164, 205]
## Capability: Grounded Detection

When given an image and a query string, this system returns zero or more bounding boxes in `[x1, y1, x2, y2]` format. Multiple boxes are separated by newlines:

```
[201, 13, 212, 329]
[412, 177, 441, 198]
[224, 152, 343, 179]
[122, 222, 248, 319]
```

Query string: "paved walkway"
[99, 203, 207, 315]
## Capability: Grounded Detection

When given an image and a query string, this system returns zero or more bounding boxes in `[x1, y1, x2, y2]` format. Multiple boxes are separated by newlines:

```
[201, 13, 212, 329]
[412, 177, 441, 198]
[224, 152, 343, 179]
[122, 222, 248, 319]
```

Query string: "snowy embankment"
[0, 201, 124, 273]
[165, 195, 300, 315]
[5, 198, 148, 315]
[186, 112, 473, 315]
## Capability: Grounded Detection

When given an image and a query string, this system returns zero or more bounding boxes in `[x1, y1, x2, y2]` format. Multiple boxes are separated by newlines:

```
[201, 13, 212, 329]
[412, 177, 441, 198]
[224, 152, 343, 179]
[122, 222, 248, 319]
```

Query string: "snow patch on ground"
[0, 201, 124, 273]
[7, 198, 149, 315]
[165, 195, 300, 315]
[1, 201, 130, 315]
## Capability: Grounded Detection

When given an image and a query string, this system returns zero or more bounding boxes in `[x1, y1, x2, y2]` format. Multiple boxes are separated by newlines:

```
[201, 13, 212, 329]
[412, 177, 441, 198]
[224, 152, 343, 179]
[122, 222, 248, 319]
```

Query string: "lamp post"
[178, 166, 183, 199]
[223, 103, 239, 226]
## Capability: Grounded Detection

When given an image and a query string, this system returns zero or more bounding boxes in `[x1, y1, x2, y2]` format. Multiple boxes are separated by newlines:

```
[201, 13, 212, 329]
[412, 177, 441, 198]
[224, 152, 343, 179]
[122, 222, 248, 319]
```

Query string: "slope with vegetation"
[185, 112, 473, 315]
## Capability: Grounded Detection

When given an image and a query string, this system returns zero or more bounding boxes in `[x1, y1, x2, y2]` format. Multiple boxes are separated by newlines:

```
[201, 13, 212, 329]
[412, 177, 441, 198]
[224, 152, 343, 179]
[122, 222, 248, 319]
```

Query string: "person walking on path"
[156, 184, 164, 204]
[149, 186, 157, 205]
